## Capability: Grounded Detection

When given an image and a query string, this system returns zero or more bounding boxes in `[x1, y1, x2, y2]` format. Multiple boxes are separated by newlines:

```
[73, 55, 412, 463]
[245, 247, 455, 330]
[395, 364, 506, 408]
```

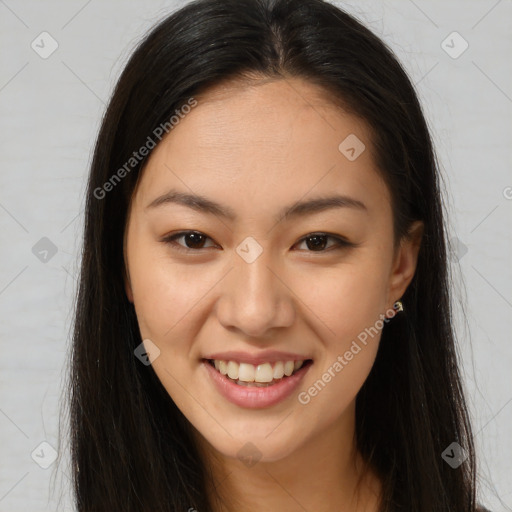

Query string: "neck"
[194, 401, 382, 512]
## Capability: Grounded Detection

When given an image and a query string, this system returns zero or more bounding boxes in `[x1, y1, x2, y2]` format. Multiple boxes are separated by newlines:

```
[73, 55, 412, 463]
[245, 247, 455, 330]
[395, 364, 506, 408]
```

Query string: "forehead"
[132, 77, 390, 217]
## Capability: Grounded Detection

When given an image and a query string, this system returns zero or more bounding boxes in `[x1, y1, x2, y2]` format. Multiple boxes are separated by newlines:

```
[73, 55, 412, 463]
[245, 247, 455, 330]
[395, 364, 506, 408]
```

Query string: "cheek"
[291, 256, 390, 408]
[294, 257, 390, 343]
[130, 256, 218, 342]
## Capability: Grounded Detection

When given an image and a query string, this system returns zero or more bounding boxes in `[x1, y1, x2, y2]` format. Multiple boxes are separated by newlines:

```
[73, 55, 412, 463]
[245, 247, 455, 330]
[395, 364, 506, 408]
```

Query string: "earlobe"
[387, 221, 423, 307]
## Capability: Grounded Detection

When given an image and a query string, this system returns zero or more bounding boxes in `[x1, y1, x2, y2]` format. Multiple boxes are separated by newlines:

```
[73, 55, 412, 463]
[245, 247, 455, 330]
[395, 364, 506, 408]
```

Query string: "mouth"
[204, 358, 314, 387]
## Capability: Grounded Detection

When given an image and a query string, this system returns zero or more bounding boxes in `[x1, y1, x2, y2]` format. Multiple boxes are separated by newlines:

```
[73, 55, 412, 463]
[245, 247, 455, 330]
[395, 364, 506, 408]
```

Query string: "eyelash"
[161, 230, 355, 254]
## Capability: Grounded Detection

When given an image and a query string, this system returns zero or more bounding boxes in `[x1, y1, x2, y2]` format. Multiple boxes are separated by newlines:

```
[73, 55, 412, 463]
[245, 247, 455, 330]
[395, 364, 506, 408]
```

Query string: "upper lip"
[203, 350, 312, 366]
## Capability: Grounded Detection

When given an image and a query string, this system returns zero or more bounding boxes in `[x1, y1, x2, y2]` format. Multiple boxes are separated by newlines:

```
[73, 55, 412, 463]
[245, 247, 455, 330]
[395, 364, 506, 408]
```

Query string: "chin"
[197, 420, 306, 465]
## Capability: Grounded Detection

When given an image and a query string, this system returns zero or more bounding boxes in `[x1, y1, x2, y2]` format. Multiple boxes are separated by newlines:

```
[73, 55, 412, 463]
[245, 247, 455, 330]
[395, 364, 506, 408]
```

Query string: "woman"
[66, 0, 488, 510]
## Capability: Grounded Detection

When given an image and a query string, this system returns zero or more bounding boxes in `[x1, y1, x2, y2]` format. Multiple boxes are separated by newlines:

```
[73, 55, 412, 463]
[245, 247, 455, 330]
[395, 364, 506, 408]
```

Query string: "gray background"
[0, 0, 511, 510]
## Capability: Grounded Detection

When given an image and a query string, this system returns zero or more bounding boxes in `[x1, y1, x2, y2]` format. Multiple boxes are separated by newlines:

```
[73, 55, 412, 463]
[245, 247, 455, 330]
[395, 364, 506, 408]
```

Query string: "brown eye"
[162, 231, 354, 254]
[295, 233, 353, 252]
[162, 231, 217, 251]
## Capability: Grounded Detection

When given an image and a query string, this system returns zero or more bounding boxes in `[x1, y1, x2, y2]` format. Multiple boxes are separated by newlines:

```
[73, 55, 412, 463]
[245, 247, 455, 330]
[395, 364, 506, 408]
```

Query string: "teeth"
[238, 363, 255, 382]
[227, 361, 238, 380]
[273, 361, 284, 379]
[236, 380, 274, 387]
[255, 363, 274, 382]
[284, 361, 294, 376]
[219, 361, 228, 375]
[209, 359, 307, 383]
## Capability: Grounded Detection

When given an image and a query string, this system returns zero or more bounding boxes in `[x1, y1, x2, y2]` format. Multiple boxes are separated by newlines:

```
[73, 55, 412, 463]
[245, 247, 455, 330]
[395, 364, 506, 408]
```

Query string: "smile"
[208, 359, 311, 386]
[202, 358, 313, 408]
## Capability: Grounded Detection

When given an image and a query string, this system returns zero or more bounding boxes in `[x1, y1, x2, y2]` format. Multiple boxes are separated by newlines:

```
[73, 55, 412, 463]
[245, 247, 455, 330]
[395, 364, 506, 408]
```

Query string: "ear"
[386, 221, 423, 309]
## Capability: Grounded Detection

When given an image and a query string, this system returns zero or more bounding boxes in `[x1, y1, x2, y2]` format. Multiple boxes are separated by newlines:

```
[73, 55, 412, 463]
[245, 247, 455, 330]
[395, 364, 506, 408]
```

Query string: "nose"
[216, 248, 295, 339]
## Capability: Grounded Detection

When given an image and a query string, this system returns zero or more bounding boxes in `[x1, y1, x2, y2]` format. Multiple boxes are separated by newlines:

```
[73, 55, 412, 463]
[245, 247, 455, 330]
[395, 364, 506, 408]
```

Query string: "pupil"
[186, 232, 204, 248]
[307, 235, 326, 251]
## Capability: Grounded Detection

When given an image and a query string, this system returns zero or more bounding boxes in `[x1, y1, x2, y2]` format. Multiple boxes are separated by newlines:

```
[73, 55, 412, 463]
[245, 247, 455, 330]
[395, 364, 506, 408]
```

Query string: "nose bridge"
[218, 238, 294, 337]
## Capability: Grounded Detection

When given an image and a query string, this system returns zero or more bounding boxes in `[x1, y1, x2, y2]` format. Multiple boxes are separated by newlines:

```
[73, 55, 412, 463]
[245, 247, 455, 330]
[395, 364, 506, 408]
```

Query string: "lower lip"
[202, 360, 312, 409]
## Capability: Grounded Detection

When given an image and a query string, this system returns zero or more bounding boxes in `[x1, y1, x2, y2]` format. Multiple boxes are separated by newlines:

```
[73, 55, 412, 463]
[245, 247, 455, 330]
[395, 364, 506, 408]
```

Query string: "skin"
[123, 76, 422, 511]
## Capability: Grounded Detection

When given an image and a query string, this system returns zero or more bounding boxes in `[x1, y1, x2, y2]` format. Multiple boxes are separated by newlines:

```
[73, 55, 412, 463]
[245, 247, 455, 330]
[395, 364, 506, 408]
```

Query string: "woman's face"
[123, 77, 421, 463]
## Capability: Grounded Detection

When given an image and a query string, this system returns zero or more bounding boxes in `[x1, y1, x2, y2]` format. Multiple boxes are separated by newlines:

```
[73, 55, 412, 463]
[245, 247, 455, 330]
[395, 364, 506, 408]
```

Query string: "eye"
[162, 230, 354, 254]
[293, 232, 354, 252]
[161, 231, 218, 252]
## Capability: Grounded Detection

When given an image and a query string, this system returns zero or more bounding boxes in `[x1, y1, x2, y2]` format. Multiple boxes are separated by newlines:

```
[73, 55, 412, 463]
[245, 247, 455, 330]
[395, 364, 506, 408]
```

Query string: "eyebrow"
[145, 188, 367, 223]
